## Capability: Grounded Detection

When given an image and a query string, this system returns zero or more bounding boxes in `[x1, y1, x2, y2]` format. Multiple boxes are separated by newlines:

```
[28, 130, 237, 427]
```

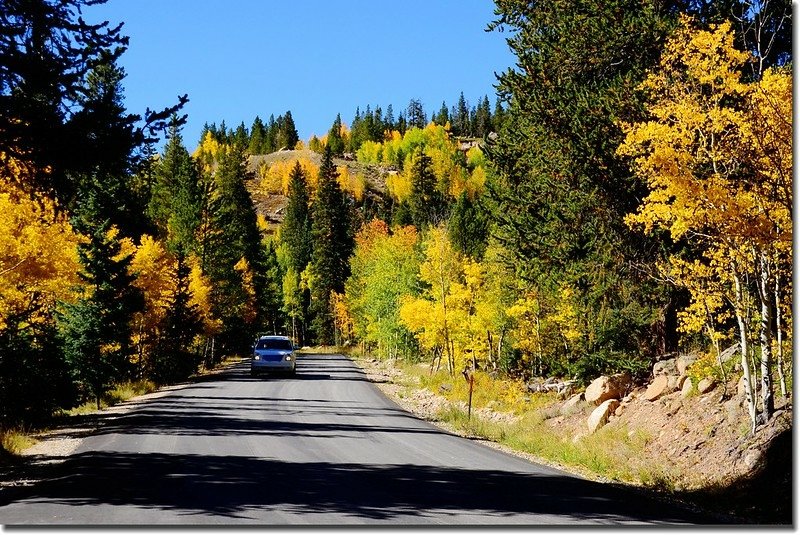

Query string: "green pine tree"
[151, 252, 202, 384]
[485, 0, 683, 379]
[408, 148, 446, 229]
[281, 110, 300, 150]
[454, 92, 470, 137]
[59, 191, 144, 408]
[204, 145, 270, 354]
[448, 191, 488, 259]
[282, 161, 313, 272]
[248, 116, 266, 154]
[264, 114, 277, 153]
[280, 161, 313, 343]
[149, 120, 202, 255]
[327, 113, 345, 156]
[309, 146, 353, 343]
[406, 99, 427, 129]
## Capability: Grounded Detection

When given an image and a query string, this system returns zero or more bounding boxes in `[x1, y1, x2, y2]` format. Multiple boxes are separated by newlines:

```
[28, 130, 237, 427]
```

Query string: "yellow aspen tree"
[129, 235, 173, 372]
[400, 226, 462, 374]
[330, 291, 353, 345]
[619, 17, 792, 431]
[188, 256, 220, 336]
[0, 155, 81, 331]
[234, 257, 258, 326]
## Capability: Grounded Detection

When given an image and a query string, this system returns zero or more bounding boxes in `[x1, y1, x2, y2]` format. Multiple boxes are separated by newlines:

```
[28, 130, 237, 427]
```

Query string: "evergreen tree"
[434, 101, 450, 127]
[454, 92, 470, 137]
[397, 111, 407, 134]
[327, 113, 345, 156]
[493, 97, 506, 131]
[265, 114, 277, 153]
[151, 252, 202, 384]
[309, 146, 353, 343]
[406, 99, 427, 129]
[280, 162, 313, 342]
[371, 105, 385, 140]
[59, 191, 144, 408]
[261, 239, 286, 336]
[217, 120, 229, 143]
[408, 148, 446, 229]
[282, 162, 313, 272]
[0, 322, 75, 425]
[349, 107, 368, 153]
[149, 120, 201, 255]
[205, 145, 269, 353]
[385, 104, 395, 131]
[475, 95, 492, 137]
[196, 169, 222, 276]
[391, 200, 413, 228]
[70, 57, 159, 238]
[233, 121, 249, 148]
[249, 115, 266, 154]
[281, 110, 300, 149]
[448, 191, 488, 259]
[485, 0, 689, 379]
[0, 0, 186, 204]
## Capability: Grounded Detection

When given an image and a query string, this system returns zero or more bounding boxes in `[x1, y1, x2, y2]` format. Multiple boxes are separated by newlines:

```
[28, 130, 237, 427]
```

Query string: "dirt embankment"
[354, 356, 792, 524]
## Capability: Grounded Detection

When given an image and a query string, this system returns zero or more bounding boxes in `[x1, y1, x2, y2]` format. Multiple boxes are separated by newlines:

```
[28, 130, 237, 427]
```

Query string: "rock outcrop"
[587, 399, 620, 433]
[676, 355, 697, 375]
[653, 358, 678, 376]
[584, 373, 630, 405]
[698, 378, 717, 394]
[644, 375, 672, 401]
[560, 393, 585, 416]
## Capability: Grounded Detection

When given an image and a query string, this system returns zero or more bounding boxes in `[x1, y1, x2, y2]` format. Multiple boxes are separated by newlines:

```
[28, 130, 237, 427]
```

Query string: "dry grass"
[66, 379, 159, 416]
[0, 428, 38, 455]
[361, 356, 673, 489]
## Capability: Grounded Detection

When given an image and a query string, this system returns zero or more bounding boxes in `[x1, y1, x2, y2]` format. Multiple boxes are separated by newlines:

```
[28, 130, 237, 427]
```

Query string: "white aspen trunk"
[757, 252, 774, 420]
[440, 273, 453, 376]
[732, 265, 757, 433]
[774, 274, 787, 398]
[497, 328, 505, 372]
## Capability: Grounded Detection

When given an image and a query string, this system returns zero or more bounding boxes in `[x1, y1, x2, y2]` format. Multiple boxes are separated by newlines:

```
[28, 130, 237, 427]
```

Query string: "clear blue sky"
[85, 0, 516, 150]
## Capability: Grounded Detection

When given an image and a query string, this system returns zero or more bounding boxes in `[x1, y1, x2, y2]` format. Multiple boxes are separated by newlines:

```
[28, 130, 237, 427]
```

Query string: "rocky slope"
[353, 355, 792, 524]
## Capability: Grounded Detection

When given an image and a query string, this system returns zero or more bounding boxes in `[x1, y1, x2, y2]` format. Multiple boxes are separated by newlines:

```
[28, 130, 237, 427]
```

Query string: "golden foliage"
[258, 158, 319, 195]
[618, 17, 793, 416]
[0, 154, 81, 331]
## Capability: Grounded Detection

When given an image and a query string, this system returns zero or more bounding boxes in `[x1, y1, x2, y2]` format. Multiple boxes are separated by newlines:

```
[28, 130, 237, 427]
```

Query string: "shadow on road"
[0, 451, 718, 524]
[0, 353, 739, 524]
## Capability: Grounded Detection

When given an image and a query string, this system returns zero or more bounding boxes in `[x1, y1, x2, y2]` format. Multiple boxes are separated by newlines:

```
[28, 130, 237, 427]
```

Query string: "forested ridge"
[0, 0, 791, 449]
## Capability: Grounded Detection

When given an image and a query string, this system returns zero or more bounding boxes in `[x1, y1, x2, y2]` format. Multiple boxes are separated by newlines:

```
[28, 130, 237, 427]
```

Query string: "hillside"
[246, 149, 390, 229]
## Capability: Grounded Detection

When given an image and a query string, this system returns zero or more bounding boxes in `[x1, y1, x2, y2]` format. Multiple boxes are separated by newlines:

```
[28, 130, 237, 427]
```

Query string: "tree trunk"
[757, 251, 774, 421]
[732, 264, 757, 433]
[774, 274, 787, 398]
[497, 328, 505, 365]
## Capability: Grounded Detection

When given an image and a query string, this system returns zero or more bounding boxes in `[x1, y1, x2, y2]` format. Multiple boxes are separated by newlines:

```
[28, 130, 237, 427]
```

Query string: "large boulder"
[644, 375, 672, 401]
[698, 378, 717, 394]
[676, 355, 698, 375]
[667, 375, 681, 390]
[653, 358, 678, 376]
[560, 393, 586, 416]
[584, 372, 631, 405]
[680, 377, 693, 398]
[587, 399, 620, 433]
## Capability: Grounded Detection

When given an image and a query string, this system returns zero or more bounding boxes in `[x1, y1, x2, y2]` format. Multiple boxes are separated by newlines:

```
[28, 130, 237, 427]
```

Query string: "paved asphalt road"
[0, 353, 719, 525]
